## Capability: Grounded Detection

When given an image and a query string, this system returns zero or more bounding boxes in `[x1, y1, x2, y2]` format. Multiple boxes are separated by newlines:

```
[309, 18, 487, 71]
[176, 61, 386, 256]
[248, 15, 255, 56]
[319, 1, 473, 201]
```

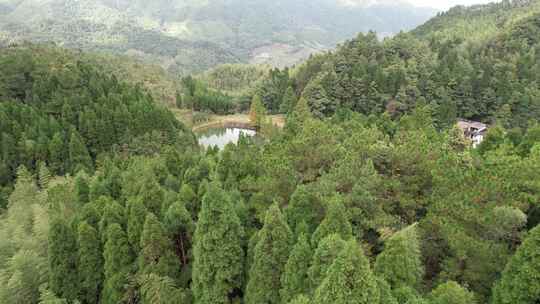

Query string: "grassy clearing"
[171, 109, 285, 131]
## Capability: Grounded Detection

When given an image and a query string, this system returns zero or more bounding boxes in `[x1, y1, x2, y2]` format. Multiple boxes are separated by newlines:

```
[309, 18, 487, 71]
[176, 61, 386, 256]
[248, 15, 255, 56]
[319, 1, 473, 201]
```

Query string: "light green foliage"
[308, 234, 346, 291]
[289, 294, 312, 304]
[77, 221, 103, 304]
[127, 198, 148, 253]
[48, 217, 79, 301]
[280, 86, 297, 114]
[245, 204, 292, 304]
[313, 240, 379, 304]
[312, 197, 352, 245]
[280, 233, 312, 303]
[377, 277, 398, 304]
[192, 182, 245, 304]
[249, 94, 267, 129]
[374, 224, 424, 290]
[138, 274, 187, 304]
[492, 224, 540, 304]
[38, 287, 69, 304]
[428, 281, 476, 304]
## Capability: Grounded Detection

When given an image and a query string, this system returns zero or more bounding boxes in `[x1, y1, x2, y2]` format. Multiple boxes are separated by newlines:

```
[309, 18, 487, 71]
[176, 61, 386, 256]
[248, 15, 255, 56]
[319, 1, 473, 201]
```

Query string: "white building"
[457, 119, 488, 148]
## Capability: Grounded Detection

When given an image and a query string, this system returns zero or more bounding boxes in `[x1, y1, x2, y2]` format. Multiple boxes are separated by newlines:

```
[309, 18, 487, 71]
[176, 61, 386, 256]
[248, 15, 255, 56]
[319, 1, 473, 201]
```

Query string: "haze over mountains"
[0, 0, 436, 74]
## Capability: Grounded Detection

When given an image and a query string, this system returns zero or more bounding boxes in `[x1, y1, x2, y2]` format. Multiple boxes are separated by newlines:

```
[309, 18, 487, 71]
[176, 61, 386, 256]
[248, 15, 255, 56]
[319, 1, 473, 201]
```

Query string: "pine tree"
[280, 86, 297, 114]
[127, 198, 147, 253]
[138, 274, 187, 304]
[285, 185, 323, 236]
[99, 199, 125, 243]
[178, 183, 198, 219]
[139, 213, 180, 279]
[284, 97, 312, 135]
[374, 224, 424, 291]
[48, 132, 65, 174]
[280, 232, 312, 303]
[429, 281, 476, 304]
[102, 224, 133, 304]
[492, 224, 540, 304]
[74, 170, 90, 204]
[192, 182, 245, 304]
[289, 295, 311, 304]
[164, 201, 194, 267]
[377, 277, 398, 304]
[139, 175, 165, 216]
[48, 217, 79, 301]
[68, 128, 92, 174]
[313, 240, 379, 304]
[308, 233, 346, 290]
[37, 162, 51, 190]
[249, 94, 266, 129]
[311, 197, 352, 246]
[245, 203, 292, 304]
[78, 221, 103, 304]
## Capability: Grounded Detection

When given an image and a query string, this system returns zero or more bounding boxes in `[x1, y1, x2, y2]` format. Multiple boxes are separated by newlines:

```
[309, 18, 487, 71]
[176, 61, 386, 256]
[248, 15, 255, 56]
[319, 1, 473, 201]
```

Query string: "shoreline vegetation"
[172, 109, 285, 132]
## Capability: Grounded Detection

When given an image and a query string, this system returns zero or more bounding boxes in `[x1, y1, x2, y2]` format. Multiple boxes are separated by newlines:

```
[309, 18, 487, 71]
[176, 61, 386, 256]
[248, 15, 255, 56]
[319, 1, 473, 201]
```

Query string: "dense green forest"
[3, 1, 540, 304]
[219, 0, 540, 129]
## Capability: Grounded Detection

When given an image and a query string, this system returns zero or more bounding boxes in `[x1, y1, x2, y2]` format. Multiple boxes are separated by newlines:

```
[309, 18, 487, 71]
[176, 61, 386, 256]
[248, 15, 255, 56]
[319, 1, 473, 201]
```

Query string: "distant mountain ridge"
[0, 0, 436, 74]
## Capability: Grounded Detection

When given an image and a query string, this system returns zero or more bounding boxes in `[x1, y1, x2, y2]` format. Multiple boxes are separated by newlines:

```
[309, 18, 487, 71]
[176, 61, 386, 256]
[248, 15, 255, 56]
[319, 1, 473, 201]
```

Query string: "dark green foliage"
[280, 233, 312, 303]
[0, 44, 194, 190]
[68, 129, 93, 174]
[164, 201, 194, 268]
[102, 224, 133, 304]
[313, 240, 379, 304]
[139, 213, 181, 279]
[48, 217, 79, 301]
[192, 182, 245, 304]
[245, 204, 292, 304]
[4, 3, 540, 301]
[77, 221, 103, 304]
[492, 224, 540, 304]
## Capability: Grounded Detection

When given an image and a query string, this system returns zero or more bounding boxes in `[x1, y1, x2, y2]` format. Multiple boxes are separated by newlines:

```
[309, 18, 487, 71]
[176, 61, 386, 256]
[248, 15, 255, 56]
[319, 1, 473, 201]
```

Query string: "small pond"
[197, 127, 256, 149]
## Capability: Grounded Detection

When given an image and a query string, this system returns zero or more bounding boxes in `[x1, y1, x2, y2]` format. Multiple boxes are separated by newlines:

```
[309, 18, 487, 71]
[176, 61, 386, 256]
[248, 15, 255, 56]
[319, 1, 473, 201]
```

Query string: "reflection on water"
[197, 127, 256, 149]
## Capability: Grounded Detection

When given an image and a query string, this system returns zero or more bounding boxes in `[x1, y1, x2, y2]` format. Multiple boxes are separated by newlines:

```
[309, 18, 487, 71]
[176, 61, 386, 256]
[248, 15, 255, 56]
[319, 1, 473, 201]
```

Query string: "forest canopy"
[2, 1, 540, 304]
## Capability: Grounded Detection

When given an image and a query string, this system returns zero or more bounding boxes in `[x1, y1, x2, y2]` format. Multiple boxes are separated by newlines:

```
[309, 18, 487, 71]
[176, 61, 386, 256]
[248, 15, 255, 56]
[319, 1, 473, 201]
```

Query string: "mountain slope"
[246, 0, 540, 130]
[0, 0, 436, 74]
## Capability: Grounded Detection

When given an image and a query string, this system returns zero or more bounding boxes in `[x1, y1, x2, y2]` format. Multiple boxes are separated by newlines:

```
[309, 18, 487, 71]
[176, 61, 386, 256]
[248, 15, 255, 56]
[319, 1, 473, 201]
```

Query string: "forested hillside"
[3, 1, 540, 304]
[233, 0, 540, 129]
[0, 0, 435, 74]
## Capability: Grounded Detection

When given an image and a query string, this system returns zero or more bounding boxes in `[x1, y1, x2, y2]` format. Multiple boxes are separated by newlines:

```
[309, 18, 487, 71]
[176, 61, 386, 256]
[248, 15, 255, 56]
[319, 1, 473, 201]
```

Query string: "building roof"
[457, 119, 488, 132]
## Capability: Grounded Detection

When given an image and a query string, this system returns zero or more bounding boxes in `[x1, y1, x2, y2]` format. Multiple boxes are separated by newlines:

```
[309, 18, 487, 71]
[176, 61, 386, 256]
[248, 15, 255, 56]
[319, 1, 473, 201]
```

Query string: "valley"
[2, 1, 540, 304]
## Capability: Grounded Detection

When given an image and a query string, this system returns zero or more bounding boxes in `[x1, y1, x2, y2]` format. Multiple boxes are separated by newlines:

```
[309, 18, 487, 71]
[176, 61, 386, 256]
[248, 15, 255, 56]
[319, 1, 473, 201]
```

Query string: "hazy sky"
[408, 0, 499, 10]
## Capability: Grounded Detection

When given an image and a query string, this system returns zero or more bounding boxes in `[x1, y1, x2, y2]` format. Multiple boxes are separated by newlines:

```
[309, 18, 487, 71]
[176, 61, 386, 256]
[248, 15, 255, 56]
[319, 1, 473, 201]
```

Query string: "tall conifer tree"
[192, 182, 245, 304]
[48, 217, 79, 301]
[314, 240, 379, 304]
[78, 221, 103, 304]
[245, 204, 292, 304]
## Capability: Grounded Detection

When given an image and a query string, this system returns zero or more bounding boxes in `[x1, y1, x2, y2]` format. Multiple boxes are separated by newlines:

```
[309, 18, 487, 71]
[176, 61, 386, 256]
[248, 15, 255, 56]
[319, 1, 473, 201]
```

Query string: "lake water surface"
[197, 127, 256, 149]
